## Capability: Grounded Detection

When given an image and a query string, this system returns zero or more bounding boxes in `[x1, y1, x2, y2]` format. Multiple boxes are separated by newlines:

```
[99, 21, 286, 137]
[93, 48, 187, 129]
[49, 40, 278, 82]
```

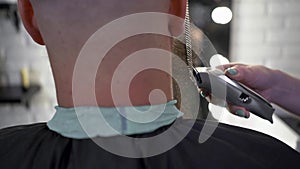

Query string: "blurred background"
[0, 0, 299, 151]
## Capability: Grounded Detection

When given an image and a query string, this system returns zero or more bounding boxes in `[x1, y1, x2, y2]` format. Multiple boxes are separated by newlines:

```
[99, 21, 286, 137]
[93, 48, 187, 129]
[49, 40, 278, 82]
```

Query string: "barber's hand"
[201, 63, 277, 119]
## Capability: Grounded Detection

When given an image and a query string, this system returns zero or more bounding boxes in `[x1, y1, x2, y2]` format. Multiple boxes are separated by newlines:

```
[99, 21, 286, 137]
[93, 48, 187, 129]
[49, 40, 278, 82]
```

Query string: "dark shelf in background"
[0, 2, 20, 32]
[0, 85, 41, 108]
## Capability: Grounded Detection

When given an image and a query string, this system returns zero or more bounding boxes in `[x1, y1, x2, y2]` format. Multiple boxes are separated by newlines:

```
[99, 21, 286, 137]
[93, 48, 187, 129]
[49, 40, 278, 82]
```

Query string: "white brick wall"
[0, 18, 56, 129]
[231, 0, 300, 79]
[268, 0, 300, 15]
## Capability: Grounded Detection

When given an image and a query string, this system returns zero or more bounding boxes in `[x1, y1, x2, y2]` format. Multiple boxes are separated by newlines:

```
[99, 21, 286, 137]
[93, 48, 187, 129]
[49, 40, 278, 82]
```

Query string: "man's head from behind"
[17, 0, 188, 107]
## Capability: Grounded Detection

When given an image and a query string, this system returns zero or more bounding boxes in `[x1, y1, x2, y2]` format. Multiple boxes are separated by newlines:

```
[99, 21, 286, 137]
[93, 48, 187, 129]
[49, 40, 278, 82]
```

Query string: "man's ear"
[169, 0, 186, 19]
[168, 0, 187, 36]
[18, 0, 45, 45]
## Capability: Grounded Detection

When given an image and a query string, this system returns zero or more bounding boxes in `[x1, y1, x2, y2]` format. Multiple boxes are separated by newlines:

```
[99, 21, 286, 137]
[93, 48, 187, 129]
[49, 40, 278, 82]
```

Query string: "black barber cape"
[0, 118, 299, 169]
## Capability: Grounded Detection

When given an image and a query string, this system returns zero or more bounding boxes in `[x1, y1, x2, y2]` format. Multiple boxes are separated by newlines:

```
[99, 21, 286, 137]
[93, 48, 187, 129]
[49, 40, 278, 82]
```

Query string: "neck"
[51, 35, 174, 108]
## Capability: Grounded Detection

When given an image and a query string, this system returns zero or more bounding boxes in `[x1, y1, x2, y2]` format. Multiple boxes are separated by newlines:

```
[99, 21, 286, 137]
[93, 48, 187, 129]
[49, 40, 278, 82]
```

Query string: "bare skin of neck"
[52, 35, 174, 107]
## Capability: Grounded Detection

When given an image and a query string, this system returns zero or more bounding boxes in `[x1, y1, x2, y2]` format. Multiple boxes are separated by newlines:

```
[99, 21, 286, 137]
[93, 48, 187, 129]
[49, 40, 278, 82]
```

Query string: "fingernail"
[200, 90, 208, 98]
[226, 68, 238, 76]
[235, 110, 247, 118]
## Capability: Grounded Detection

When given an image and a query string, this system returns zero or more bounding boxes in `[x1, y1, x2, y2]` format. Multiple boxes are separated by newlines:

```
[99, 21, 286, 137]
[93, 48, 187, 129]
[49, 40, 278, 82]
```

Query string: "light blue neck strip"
[47, 100, 183, 139]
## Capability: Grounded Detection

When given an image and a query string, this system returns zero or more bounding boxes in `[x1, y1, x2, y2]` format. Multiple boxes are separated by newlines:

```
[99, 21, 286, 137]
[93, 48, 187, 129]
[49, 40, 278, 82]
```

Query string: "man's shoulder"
[185, 118, 294, 149]
[0, 123, 48, 147]
[0, 123, 47, 136]
[183, 118, 283, 141]
[179, 119, 300, 167]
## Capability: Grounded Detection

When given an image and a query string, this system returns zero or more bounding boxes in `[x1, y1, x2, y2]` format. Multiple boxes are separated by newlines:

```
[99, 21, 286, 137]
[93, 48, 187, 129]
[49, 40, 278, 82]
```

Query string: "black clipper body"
[193, 67, 275, 123]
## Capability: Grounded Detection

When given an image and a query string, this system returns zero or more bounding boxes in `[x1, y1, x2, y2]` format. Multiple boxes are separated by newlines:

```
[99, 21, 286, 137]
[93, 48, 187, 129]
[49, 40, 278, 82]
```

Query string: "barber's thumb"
[225, 66, 253, 84]
[225, 67, 239, 78]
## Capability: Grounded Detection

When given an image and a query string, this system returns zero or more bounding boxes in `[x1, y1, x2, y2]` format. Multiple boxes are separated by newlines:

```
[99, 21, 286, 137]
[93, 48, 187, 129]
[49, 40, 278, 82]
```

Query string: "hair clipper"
[193, 67, 275, 123]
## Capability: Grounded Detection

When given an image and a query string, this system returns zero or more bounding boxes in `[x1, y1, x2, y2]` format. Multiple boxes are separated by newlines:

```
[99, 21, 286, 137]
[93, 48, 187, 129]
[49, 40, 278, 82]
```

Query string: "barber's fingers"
[200, 90, 250, 119]
[227, 104, 250, 119]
